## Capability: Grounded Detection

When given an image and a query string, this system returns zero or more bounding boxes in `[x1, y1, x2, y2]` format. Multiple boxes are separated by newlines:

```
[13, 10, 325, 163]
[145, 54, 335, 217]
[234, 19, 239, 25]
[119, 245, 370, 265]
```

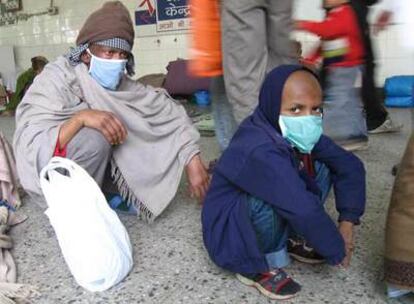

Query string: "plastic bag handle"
[39, 157, 78, 182]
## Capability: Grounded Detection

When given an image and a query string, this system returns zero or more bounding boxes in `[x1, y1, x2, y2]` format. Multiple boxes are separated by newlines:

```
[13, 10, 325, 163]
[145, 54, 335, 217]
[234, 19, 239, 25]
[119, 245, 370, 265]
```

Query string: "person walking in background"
[296, 0, 368, 151]
[1, 56, 48, 117]
[378, 0, 414, 298]
[190, 0, 297, 152]
[189, 0, 237, 152]
[349, 0, 402, 134]
[384, 134, 414, 298]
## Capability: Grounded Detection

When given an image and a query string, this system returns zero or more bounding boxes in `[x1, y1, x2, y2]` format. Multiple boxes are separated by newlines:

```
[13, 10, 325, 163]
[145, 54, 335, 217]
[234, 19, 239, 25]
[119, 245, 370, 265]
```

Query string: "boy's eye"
[313, 107, 323, 116]
[290, 106, 301, 114]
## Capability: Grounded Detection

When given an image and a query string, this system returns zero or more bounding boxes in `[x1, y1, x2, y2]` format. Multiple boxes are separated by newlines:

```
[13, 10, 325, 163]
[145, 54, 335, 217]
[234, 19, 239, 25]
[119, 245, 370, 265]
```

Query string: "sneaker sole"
[289, 253, 325, 265]
[341, 142, 369, 152]
[368, 126, 402, 134]
[235, 274, 298, 301]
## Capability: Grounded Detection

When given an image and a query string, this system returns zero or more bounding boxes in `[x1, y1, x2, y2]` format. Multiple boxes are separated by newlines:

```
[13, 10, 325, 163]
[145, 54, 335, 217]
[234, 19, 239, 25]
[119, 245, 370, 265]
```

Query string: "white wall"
[0, 0, 412, 84]
[0, 0, 189, 78]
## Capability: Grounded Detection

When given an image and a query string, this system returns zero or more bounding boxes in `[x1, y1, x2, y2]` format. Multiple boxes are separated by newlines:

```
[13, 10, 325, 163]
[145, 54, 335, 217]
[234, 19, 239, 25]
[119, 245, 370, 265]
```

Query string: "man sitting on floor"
[13, 1, 209, 221]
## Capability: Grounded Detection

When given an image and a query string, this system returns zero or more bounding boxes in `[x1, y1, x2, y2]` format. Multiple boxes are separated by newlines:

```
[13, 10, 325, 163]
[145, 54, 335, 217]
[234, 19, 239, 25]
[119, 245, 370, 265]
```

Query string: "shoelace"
[289, 238, 314, 253]
[268, 269, 288, 282]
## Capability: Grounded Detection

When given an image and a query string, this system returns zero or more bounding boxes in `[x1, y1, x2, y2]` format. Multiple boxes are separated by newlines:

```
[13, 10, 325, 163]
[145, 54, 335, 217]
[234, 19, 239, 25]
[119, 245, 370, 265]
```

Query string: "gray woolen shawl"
[13, 56, 200, 221]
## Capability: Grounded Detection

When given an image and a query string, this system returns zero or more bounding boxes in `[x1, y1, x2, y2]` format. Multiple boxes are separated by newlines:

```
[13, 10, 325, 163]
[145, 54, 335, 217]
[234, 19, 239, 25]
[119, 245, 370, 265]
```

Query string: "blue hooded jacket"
[201, 65, 366, 274]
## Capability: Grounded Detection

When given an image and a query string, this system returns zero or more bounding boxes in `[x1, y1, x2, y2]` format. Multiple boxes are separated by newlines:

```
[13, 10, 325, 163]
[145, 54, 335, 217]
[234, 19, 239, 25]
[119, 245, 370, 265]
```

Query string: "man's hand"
[373, 10, 393, 35]
[75, 109, 127, 145]
[185, 154, 210, 202]
[338, 221, 354, 268]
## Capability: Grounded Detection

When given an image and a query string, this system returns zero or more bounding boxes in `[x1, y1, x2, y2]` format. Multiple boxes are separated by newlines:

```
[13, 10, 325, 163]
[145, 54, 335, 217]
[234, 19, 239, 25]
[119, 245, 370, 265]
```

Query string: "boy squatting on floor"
[202, 65, 365, 300]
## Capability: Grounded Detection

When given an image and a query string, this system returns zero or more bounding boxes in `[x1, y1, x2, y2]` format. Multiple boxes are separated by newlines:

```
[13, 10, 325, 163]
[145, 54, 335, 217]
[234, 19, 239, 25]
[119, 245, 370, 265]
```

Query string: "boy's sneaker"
[368, 116, 402, 134]
[287, 238, 325, 264]
[236, 269, 301, 300]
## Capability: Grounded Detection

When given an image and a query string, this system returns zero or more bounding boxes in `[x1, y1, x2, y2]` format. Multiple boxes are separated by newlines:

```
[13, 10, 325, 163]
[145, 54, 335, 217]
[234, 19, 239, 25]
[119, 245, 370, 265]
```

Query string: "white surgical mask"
[87, 49, 127, 90]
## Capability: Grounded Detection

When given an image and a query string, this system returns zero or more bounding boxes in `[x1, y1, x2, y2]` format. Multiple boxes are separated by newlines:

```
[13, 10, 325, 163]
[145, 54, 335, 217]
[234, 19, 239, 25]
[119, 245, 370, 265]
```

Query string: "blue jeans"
[210, 76, 238, 151]
[247, 162, 331, 269]
[323, 66, 368, 144]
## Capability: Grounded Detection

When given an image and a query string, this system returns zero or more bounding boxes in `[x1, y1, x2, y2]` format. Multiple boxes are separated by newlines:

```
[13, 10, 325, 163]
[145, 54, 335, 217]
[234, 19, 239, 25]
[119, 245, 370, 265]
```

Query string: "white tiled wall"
[0, 0, 189, 78]
[0, 0, 413, 85]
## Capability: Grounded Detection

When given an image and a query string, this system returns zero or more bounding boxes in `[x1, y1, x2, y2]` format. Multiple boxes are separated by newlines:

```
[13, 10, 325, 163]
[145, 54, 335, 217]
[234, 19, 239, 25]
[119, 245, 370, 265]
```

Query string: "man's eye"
[291, 107, 301, 114]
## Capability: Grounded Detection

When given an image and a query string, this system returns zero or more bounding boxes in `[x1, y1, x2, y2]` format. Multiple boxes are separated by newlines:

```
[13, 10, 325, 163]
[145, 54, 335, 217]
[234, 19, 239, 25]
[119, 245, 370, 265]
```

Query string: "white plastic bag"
[39, 157, 133, 292]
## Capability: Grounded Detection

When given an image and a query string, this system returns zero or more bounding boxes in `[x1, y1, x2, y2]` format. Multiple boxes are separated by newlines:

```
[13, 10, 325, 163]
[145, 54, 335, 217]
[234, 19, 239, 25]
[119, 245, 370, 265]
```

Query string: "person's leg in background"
[385, 134, 414, 298]
[349, 0, 402, 133]
[362, 61, 388, 129]
[210, 76, 238, 152]
[363, 58, 402, 134]
[266, 0, 297, 71]
[323, 66, 369, 151]
[219, 0, 295, 144]
[221, 0, 267, 124]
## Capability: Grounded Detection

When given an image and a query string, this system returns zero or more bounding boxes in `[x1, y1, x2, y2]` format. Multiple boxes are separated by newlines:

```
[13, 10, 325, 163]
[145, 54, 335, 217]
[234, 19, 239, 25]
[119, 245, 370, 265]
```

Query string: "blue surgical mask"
[278, 115, 323, 153]
[87, 49, 127, 90]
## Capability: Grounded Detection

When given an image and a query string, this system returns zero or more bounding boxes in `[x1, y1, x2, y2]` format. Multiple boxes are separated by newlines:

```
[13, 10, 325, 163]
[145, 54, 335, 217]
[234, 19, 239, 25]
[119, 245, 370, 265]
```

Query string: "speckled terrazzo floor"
[1, 107, 413, 304]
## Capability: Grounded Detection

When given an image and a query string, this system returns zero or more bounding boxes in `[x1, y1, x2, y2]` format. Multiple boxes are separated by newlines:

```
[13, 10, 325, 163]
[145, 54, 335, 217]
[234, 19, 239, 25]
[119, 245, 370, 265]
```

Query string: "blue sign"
[157, 0, 189, 21]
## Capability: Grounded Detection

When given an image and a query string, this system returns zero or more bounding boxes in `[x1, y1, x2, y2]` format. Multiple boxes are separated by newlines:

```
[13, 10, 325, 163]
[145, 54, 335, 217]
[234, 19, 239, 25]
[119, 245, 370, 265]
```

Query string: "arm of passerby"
[301, 45, 322, 71]
[295, 8, 348, 39]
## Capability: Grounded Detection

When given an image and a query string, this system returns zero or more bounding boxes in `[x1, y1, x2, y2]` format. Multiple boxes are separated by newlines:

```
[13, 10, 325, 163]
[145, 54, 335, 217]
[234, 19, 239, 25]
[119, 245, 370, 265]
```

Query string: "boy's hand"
[185, 154, 210, 203]
[294, 21, 303, 30]
[338, 221, 354, 268]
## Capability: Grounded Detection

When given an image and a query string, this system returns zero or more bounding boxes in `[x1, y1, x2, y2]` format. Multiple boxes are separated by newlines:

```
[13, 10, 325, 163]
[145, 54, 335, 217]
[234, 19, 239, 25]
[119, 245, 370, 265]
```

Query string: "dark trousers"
[362, 62, 388, 130]
[350, 0, 388, 130]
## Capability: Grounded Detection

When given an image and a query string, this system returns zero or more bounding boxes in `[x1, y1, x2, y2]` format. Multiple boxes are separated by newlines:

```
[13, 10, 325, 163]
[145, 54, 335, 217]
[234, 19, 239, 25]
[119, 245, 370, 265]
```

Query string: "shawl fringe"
[0, 283, 39, 304]
[385, 258, 414, 289]
[110, 158, 154, 223]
